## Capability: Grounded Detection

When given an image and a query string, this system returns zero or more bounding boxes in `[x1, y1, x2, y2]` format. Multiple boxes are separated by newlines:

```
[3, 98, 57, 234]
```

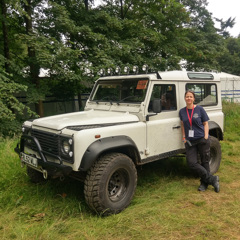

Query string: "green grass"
[1, 102, 240, 239]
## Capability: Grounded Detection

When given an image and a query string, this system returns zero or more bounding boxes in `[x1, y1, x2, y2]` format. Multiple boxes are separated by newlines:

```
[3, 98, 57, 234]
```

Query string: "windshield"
[90, 78, 149, 103]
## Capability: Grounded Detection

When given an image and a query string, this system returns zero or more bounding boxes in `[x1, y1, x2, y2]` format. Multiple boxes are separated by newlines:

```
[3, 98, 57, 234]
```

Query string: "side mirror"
[152, 99, 162, 113]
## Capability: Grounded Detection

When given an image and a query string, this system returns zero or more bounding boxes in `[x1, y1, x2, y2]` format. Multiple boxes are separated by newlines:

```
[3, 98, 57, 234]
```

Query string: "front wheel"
[209, 136, 222, 174]
[84, 153, 137, 216]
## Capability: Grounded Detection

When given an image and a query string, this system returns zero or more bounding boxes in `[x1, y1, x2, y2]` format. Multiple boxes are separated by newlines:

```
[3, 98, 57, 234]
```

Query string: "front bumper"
[15, 135, 73, 178]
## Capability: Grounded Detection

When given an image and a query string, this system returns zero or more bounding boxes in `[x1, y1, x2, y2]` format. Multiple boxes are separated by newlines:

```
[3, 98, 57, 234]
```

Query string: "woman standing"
[179, 90, 220, 192]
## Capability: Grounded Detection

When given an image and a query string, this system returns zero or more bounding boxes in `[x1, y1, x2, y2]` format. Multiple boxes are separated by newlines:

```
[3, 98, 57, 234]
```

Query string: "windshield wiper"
[117, 96, 136, 105]
[96, 96, 116, 104]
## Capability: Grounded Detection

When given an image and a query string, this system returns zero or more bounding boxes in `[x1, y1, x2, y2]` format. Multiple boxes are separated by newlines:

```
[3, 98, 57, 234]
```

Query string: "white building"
[220, 72, 240, 103]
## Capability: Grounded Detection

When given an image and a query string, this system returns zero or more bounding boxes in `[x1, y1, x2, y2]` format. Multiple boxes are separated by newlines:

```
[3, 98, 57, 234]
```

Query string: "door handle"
[172, 126, 181, 129]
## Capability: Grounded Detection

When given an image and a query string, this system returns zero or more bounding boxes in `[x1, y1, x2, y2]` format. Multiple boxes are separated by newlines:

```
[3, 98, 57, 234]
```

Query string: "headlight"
[63, 140, 70, 153]
[61, 138, 74, 158]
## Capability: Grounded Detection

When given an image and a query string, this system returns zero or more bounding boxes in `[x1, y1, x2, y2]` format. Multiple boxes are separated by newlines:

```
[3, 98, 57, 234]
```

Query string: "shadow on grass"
[30, 155, 193, 199]
[136, 155, 196, 186]
[18, 155, 196, 216]
[40, 176, 86, 201]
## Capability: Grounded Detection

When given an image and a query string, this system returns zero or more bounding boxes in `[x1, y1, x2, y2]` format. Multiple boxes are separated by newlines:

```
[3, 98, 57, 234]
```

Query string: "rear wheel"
[84, 153, 137, 216]
[209, 136, 222, 174]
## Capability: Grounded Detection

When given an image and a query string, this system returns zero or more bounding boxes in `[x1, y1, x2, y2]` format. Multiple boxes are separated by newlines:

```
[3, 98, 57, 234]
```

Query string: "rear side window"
[186, 83, 217, 106]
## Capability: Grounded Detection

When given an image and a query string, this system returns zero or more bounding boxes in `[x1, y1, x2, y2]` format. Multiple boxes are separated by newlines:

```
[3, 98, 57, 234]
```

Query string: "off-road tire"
[84, 153, 137, 216]
[27, 166, 46, 183]
[209, 136, 222, 174]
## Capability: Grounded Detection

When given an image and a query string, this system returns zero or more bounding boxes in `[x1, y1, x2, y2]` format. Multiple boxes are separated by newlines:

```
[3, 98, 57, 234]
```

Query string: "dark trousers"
[185, 138, 212, 183]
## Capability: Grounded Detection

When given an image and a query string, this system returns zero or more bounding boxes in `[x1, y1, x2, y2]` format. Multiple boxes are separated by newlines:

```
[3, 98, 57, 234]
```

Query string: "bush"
[0, 64, 36, 137]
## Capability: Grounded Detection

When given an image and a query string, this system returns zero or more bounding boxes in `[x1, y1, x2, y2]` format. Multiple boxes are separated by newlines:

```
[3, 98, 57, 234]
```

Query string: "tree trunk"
[24, 0, 43, 117]
[120, 0, 124, 19]
[1, 0, 10, 72]
[84, 0, 89, 11]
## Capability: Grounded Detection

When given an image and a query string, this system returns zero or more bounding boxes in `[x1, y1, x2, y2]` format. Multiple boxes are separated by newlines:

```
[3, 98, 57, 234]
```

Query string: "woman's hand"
[203, 121, 209, 140]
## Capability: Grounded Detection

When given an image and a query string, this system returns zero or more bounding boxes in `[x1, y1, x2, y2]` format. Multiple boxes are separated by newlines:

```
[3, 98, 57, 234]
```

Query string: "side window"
[148, 84, 177, 112]
[186, 84, 217, 106]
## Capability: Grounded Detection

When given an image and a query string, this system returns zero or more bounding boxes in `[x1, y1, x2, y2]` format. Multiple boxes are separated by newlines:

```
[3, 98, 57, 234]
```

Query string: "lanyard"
[186, 105, 194, 129]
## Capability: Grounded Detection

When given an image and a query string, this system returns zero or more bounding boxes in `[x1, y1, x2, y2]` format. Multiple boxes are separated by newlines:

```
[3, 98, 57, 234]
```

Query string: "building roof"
[219, 72, 240, 80]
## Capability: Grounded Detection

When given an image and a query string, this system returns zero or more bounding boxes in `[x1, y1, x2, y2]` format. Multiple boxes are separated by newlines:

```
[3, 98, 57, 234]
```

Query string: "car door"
[146, 83, 183, 157]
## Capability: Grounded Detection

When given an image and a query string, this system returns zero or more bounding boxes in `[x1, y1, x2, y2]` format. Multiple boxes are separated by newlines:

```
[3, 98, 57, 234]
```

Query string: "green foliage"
[218, 37, 240, 75]
[179, 0, 224, 71]
[222, 101, 240, 142]
[215, 17, 236, 38]
[1, 0, 240, 129]
[0, 57, 36, 137]
[95, 0, 190, 70]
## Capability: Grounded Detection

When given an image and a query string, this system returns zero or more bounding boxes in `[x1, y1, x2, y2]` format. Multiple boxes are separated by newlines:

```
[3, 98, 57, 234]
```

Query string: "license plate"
[21, 153, 38, 167]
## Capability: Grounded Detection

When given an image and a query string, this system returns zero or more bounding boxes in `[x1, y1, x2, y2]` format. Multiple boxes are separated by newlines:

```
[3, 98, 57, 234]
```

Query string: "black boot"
[211, 175, 220, 193]
[198, 180, 208, 192]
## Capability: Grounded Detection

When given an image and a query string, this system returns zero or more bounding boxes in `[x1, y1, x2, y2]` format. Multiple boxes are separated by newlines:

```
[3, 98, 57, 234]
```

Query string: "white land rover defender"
[15, 68, 224, 215]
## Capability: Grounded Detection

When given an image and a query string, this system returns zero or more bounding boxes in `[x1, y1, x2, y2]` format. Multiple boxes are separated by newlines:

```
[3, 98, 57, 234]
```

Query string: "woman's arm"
[181, 121, 186, 143]
[203, 121, 209, 139]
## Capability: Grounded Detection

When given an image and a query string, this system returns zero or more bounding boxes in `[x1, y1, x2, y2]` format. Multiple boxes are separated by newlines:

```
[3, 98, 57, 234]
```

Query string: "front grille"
[31, 129, 59, 156]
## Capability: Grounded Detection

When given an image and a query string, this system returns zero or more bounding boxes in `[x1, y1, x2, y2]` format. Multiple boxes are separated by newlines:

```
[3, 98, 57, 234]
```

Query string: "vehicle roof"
[98, 70, 221, 82]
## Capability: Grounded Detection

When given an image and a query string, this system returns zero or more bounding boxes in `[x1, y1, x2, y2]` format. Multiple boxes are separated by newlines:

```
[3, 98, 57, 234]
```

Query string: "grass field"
[0, 102, 240, 240]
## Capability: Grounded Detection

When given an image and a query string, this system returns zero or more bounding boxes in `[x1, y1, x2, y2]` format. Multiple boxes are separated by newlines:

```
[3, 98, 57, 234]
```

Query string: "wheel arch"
[79, 136, 140, 171]
[209, 121, 223, 140]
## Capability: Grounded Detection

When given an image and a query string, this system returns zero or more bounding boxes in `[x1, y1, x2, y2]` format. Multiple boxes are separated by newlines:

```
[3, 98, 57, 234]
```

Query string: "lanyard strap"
[186, 105, 194, 129]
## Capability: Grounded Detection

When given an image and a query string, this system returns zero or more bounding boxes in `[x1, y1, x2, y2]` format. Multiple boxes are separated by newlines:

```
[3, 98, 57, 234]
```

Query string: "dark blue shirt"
[179, 105, 209, 141]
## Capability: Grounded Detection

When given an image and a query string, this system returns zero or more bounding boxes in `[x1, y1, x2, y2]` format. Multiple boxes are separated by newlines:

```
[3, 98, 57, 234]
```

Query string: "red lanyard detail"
[186, 105, 194, 129]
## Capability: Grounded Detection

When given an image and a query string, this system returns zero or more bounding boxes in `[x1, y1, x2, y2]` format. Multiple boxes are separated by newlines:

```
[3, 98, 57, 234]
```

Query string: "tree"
[6, 0, 86, 115]
[0, 55, 35, 136]
[22, 0, 45, 116]
[84, 0, 94, 10]
[0, 0, 10, 72]
[215, 17, 236, 38]
[132, 0, 190, 70]
[0, 0, 37, 136]
[86, 0, 190, 71]
[218, 37, 240, 75]
[179, 0, 224, 71]
[1, 0, 237, 137]
[1, 0, 49, 117]
[36, 0, 92, 109]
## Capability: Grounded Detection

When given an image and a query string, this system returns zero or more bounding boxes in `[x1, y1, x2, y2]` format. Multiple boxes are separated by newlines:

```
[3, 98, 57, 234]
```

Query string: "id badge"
[189, 130, 194, 138]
